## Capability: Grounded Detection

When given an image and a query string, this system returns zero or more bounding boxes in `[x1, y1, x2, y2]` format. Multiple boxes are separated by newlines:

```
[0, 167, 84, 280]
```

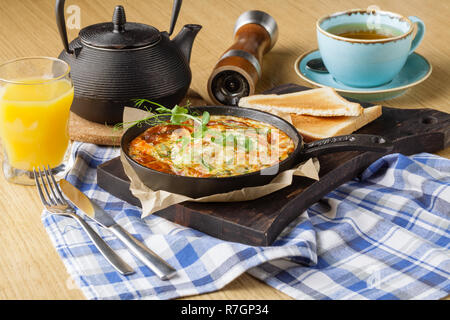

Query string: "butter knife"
[59, 179, 177, 280]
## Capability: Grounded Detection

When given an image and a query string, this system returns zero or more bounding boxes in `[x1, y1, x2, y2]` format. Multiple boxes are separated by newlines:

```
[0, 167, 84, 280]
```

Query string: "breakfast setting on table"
[0, 0, 448, 300]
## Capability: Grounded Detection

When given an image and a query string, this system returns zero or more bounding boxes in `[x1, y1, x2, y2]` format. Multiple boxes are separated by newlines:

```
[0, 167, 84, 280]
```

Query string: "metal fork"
[34, 166, 134, 275]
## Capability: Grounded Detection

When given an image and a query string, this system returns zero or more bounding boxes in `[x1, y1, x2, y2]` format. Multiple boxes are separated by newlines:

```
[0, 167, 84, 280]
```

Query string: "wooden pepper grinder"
[207, 10, 278, 105]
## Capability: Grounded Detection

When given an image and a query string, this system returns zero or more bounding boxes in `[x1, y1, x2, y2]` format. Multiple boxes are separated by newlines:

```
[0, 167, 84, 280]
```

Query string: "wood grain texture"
[233, 24, 272, 60]
[0, 0, 448, 300]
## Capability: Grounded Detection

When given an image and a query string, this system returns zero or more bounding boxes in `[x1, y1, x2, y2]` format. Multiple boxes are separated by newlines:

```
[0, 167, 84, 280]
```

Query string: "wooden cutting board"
[97, 84, 450, 246]
[68, 89, 207, 146]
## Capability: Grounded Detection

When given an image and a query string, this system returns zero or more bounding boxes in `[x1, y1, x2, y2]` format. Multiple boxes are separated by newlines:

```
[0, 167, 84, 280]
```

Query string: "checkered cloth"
[42, 142, 450, 300]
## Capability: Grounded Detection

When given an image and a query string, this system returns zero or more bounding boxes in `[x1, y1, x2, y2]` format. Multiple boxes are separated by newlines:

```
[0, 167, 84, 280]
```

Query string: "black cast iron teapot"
[56, 0, 201, 124]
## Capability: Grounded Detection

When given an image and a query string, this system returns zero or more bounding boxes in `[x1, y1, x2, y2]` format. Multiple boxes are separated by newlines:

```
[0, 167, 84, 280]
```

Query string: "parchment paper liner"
[120, 107, 320, 218]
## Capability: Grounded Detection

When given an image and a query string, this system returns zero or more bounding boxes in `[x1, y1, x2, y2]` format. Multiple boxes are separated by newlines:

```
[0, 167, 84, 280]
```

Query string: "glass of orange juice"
[0, 57, 74, 185]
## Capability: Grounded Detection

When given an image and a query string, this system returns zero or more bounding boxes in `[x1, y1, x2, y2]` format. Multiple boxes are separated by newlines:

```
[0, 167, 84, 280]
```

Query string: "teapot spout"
[172, 24, 202, 63]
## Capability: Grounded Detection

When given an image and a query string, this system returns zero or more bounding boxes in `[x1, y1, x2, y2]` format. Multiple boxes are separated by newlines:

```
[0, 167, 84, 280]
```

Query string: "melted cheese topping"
[128, 115, 295, 178]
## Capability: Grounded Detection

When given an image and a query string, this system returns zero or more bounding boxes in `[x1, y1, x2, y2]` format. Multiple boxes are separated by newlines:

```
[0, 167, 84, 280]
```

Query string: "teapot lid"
[79, 6, 161, 49]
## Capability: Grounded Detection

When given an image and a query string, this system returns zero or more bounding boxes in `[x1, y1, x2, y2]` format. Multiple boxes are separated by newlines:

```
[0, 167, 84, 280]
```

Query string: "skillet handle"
[301, 134, 393, 159]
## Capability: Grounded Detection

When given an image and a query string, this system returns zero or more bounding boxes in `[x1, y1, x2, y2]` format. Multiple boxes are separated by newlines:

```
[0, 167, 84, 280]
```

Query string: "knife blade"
[59, 179, 177, 280]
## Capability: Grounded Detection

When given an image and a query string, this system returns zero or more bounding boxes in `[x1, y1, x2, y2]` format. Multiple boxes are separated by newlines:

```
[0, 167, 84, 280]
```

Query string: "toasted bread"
[238, 87, 363, 116]
[291, 105, 382, 142]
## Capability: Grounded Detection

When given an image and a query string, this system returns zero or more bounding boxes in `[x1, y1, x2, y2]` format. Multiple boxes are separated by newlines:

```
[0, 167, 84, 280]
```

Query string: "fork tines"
[33, 166, 67, 208]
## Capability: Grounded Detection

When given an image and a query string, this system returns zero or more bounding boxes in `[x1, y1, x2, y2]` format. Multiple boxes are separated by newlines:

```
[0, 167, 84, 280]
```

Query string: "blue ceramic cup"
[316, 8, 425, 87]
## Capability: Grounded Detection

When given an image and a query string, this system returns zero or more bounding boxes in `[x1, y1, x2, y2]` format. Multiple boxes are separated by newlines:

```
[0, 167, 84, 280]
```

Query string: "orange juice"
[0, 79, 74, 171]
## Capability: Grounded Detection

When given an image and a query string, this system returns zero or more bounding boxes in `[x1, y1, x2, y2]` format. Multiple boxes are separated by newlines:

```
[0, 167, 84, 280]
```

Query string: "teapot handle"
[55, 0, 74, 54]
[168, 0, 182, 36]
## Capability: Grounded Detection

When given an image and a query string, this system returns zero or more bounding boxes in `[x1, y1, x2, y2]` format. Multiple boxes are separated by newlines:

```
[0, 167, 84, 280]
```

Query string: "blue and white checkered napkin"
[42, 142, 450, 300]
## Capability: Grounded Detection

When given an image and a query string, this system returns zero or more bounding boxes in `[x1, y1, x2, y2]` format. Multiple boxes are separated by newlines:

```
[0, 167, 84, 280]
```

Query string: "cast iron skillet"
[121, 105, 393, 198]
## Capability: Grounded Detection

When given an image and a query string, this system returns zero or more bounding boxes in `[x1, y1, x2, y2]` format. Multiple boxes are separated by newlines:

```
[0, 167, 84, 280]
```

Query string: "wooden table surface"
[0, 0, 448, 300]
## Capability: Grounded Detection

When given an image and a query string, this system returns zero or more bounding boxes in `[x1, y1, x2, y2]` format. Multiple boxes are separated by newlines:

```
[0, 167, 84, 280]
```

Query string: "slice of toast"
[291, 105, 382, 142]
[238, 87, 363, 116]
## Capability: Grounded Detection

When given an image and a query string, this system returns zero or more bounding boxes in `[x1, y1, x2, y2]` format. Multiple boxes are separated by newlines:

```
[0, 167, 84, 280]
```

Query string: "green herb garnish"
[114, 99, 209, 132]
[244, 136, 254, 152]
[200, 158, 214, 172]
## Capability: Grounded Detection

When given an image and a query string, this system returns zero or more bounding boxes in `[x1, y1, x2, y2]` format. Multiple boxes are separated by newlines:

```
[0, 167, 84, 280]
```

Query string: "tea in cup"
[316, 8, 425, 87]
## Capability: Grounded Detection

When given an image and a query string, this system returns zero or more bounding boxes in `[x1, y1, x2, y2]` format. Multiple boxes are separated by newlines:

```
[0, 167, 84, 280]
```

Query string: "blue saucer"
[294, 49, 432, 102]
